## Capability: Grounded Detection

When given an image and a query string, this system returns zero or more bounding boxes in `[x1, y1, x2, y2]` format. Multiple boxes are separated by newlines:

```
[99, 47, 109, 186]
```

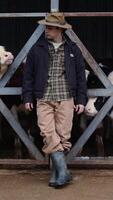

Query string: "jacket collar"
[36, 34, 74, 50]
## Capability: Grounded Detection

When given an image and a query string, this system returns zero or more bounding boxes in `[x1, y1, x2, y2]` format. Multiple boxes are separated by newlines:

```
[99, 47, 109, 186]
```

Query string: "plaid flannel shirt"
[42, 42, 72, 101]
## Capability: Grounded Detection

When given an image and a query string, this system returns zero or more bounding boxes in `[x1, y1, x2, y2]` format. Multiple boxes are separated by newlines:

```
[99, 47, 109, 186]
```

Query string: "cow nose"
[87, 108, 91, 111]
[85, 107, 92, 113]
[85, 107, 90, 111]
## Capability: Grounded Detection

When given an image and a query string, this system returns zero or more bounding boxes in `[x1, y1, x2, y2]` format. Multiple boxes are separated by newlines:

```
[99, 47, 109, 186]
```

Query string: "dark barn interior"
[0, 0, 113, 160]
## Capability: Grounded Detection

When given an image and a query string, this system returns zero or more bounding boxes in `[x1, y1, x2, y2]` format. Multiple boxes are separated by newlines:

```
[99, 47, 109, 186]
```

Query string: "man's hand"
[25, 103, 33, 111]
[74, 104, 85, 114]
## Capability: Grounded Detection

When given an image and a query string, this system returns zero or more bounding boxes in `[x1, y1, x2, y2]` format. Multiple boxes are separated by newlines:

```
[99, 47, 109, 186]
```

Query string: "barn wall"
[0, 0, 113, 59]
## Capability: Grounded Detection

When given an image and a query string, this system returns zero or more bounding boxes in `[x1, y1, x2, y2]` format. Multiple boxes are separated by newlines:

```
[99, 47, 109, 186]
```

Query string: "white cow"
[0, 46, 14, 78]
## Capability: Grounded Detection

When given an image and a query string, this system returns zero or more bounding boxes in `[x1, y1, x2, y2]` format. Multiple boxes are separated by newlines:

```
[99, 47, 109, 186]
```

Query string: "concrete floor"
[0, 169, 113, 200]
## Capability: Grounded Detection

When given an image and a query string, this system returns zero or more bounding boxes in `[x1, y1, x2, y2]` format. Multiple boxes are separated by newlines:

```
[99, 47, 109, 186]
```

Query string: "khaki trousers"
[36, 98, 74, 154]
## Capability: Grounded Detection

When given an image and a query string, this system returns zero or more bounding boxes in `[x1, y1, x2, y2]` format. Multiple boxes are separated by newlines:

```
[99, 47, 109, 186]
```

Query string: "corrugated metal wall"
[0, 1, 113, 58]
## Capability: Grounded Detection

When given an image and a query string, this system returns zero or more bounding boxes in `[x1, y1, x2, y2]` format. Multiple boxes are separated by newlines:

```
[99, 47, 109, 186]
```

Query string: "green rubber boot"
[49, 159, 57, 187]
[50, 151, 72, 188]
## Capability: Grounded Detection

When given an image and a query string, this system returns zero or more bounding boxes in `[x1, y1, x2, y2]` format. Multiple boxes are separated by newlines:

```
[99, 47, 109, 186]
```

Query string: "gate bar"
[0, 12, 113, 18]
[88, 88, 113, 97]
[51, 0, 59, 12]
[0, 87, 113, 97]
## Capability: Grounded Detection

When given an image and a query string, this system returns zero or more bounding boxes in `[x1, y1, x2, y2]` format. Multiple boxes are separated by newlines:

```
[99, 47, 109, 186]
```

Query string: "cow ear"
[0, 46, 5, 52]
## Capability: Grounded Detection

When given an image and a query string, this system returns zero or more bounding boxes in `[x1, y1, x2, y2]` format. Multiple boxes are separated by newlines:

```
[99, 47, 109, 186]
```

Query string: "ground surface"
[0, 169, 113, 200]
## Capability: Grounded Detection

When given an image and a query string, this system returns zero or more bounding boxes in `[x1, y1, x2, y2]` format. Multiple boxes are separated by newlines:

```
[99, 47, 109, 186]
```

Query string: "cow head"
[0, 46, 14, 78]
[85, 97, 98, 116]
[85, 70, 113, 117]
[0, 46, 14, 65]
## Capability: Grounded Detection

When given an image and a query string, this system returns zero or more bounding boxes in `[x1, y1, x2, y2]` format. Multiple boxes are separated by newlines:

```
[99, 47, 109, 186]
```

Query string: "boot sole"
[48, 182, 56, 187]
[54, 176, 72, 189]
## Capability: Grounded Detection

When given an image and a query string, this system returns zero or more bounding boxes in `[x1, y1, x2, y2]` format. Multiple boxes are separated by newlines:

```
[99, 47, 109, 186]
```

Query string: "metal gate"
[0, 0, 113, 166]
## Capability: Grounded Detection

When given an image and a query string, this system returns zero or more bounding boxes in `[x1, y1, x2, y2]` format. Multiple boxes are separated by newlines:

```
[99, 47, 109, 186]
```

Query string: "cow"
[0, 50, 39, 158]
[0, 46, 14, 78]
[0, 46, 14, 140]
[84, 67, 113, 156]
[0, 46, 24, 158]
[85, 71, 113, 117]
[0, 47, 39, 158]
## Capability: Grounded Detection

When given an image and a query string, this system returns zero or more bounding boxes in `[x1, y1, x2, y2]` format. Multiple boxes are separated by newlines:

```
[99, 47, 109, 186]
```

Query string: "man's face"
[45, 25, 63, 41]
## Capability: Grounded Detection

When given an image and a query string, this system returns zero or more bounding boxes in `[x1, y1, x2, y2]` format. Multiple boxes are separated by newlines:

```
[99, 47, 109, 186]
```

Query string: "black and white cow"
[84, 66, 113, 156]
[85, 70, 113, 118]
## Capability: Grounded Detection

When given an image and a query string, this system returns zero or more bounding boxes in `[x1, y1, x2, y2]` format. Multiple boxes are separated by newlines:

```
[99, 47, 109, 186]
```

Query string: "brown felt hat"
[38, 12, 72, 29]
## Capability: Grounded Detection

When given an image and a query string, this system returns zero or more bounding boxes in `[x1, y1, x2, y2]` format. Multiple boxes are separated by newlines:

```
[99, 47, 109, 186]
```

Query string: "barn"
[0, 0, 113, 168]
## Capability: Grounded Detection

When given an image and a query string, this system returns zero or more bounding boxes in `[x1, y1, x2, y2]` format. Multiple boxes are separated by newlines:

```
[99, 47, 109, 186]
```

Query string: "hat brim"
[38, 19, 72, 29]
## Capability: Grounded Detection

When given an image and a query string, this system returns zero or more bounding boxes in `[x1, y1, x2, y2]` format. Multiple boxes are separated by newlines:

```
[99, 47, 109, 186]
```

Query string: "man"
[22, 12, 87, 188]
